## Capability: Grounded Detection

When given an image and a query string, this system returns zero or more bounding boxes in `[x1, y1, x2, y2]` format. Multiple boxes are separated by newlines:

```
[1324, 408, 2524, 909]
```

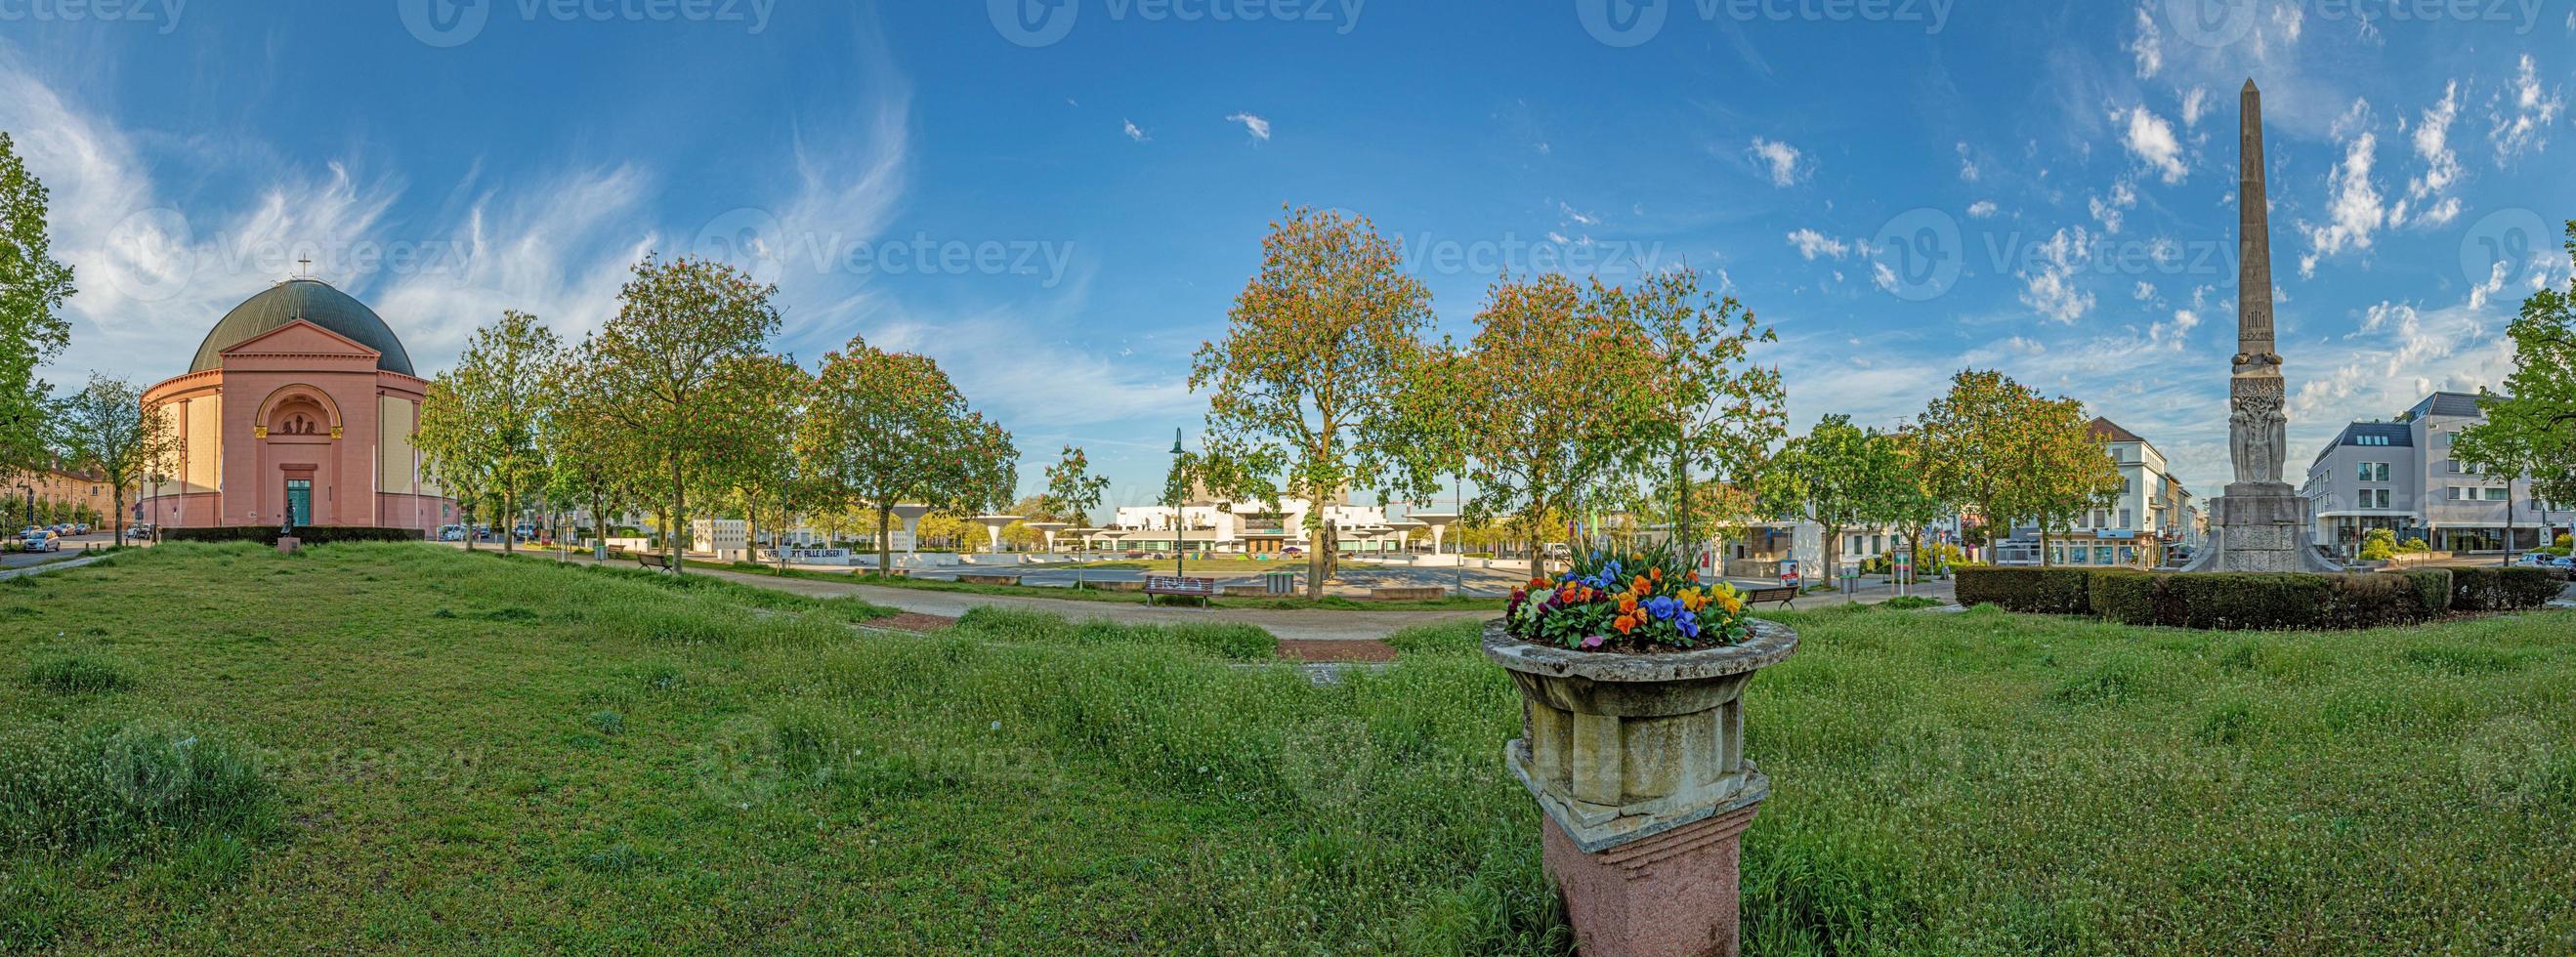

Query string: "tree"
[718, 354, 812, 572]
[1191, 207, 1447, 598]
[414, 377, 486, 549]
[1604, 270, 1786, 559]
[0, 132, 77, 485]
[1879, 427, 1950, 580]
[546, 354, 651, 553]
[1041, 445, 1112, 528]
[417, 311, 562, 554]
[1457, 274, 1648, 574]
[801, 336, 1017, 576]
[1917, 369, 2036, 558]
[1753, 414, 1910, 584]
[2014, 395, 2125, 565]
[581, 257, 781, 572]
[2457, 221, 2576, 556]
[51, 374, 176, 544]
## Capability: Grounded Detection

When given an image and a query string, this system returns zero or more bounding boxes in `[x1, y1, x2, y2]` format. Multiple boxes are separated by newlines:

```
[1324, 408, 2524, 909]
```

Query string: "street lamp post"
[1169, 428, 1187, 580]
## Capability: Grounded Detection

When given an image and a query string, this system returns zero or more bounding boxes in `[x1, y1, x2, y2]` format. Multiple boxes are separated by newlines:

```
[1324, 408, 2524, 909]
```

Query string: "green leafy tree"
[1753, 414, 1910, 584]
[1917, 369, 2038, 558]
[802, 336, 1017, 576]
[546, 352, 651, 551]
[1041, 445, 1111, 527]
[51, 373, 176, 543]
[1879, 427, 1950, 581]
[715, 354, 812, 572]
[580, 257, 781, 571]
[1604, 270, 1786, 558]
[1190, 207, 1446, 598]
[417, 311, 562, 554]
[1457, 274, 1648, 574]
[0, 133, 76, 484]
[2457, 222, 2576, 555]
[2014, 395, 2125, 565]
[414, 377, 486, 549]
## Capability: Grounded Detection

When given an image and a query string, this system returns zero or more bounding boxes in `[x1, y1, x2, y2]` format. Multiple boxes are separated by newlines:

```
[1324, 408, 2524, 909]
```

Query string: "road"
[1, 532, 118, 570]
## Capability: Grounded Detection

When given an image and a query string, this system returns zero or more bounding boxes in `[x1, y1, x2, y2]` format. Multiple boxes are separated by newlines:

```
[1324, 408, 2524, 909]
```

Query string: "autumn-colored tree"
[1753, 414, 1911, 583]
[0, 132, 76, 484]
[417, 311, 562, 554]
[1457, 274, 1649, 574]
[580, 257, 781, 572]
[801, 336, 1017, 576]
[1191, 207, 1446, 598]
[51, 373, 176, 543]
[713, 354, 812, 572]
[1604, 270, 1786, 555]
[2457, 221, 2576, 555]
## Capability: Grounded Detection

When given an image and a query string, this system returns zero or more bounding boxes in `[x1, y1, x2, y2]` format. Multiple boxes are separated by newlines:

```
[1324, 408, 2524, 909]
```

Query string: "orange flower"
[1631, 576, 1651, 595]
[1687, 570, 1701, 583]
[1530, 577, 1548, 590]
[1650, 567, 1664, 582]
[1614, 614, 1638, 635]
[1617, 593, 1638, 614]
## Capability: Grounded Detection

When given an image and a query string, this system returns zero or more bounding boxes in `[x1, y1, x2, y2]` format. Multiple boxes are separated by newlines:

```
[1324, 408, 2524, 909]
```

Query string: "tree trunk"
[876, 507, 893, 578]
[110, 488, 123, 548]
[1821, 522, 1840, 585]
[502, 486, 515, 554]
[1306, 520, 1325, 601]
[668, 458, 686, 575]
[1671, 444, 1693, 564]
[2039, 522, 2051, 566]
[591, 490, 609, 553]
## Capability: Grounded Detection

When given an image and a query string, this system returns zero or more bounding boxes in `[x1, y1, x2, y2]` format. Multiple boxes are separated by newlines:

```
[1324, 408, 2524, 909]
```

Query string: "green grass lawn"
[712, 559, 1509, 612]
[7, 542, 2576, 952]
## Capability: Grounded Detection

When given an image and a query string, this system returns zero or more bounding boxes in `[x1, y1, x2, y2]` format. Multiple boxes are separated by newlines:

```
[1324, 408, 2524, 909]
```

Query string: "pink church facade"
[140, 279, 452, 534]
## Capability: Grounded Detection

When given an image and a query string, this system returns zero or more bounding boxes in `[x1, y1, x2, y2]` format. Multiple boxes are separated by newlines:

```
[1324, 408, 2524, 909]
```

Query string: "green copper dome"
[188, 279, 416, 377]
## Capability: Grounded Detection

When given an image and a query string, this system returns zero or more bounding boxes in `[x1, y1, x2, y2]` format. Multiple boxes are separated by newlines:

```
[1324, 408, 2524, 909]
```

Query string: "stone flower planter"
[1484, 617, 1798, 957]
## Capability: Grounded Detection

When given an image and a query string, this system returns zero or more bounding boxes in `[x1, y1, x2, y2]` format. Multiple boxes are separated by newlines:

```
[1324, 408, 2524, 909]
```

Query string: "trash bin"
[1263, 570, 1297, 595]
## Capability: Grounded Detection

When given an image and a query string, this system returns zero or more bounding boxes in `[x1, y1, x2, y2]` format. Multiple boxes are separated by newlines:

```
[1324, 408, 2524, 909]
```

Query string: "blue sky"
[6, 0, 2573, 516]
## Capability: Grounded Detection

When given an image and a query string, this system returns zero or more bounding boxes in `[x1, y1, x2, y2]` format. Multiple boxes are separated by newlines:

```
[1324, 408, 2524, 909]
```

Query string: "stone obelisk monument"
[2185, 80, 2342, 573]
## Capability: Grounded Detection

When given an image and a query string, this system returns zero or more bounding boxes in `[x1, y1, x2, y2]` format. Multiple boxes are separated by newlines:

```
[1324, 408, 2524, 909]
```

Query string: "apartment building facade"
[2302, 392, 2568, 555]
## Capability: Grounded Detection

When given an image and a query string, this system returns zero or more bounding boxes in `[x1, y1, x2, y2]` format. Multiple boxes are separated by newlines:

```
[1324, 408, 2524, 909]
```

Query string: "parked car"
[72, 522, 90, 535]
[126, 523, 154, 540]
[438, 524, 465, 542]
[2517, 552, 2556, 567]
[22, 530, 59, 553]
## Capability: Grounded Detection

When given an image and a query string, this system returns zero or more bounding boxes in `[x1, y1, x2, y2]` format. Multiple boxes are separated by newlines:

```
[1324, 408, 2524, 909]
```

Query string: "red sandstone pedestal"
[1484, 619, 1796, 957]
[276, 535, 301, 556]
[1542, 803, 1760, 957]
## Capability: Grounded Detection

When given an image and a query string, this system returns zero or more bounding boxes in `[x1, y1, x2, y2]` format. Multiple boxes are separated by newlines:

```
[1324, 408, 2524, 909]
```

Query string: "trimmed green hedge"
[2451, 567, 2563, 611]
[1955, 567, 2094, 615]
[161, 526, 425, 545]
[1958, 563, 2552, 630]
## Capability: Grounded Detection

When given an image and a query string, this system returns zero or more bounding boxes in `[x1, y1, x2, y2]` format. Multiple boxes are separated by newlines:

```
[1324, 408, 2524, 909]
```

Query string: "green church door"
[285, 478, 313, 528]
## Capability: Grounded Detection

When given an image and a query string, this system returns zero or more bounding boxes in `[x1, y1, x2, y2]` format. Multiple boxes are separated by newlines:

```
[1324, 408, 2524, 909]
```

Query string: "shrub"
[1954, 567, 2094, 615]
[2087, 571, 2162, 625]
[24, 655, 135, 695]
[2358, 528, 2397, 562]
[2158, 573, 2330, 630]
[2403, 569, 2454, 616]
[161, 526, 424, 545]
[2451, 567, 2562, 611]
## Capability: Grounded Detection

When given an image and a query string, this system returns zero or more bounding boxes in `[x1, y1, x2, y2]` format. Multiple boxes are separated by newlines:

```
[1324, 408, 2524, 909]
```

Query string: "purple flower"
[1582, 635, 1606, 649]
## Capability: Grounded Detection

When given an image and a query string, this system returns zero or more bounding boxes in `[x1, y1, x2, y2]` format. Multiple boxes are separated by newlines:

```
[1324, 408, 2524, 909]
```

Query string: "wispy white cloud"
[1121, 118, 1150, 143]
[1226, 111, 1273, 141]
[2488, 54, 2563, 164]
[1956, 142, 1981, 182]
[2019, 226, 2096, 323]
[1749, 137, 1805, 187]
[2127, 6, 2162, 78]
[2299, 100, 2386, 278]
[1967, 199, 1999, 218]
[2394, 80, 2463, 229]
[2121, 105, 2188, 183]
[2090, 179, 2138, 233]
[1784, 228, 1848, 260]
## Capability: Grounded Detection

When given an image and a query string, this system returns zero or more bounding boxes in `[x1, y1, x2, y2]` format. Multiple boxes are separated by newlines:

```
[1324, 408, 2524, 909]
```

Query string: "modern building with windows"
[1108, 487, 1399, 555]
[1985, 418, 2197, 567]
[2302, 391, 2566, 555]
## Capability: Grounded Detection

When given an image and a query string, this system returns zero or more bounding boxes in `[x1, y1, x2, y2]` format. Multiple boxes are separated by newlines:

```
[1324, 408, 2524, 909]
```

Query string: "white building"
[1107, 489, 1397, 555]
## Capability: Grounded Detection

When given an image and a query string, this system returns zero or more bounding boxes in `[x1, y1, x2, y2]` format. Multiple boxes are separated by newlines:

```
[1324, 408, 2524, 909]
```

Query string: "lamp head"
[1169, 428, 1185, 456]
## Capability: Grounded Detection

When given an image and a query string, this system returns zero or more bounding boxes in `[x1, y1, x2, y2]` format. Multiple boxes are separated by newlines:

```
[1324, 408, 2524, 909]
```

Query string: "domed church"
[140, 278, 451, 535]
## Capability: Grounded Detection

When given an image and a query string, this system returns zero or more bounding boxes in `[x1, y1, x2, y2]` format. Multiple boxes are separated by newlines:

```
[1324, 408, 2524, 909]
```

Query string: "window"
[2485, 487, 2510, 501]
[1846, 535, 1862, 556]
[2356, 434, 2390, 446]
[2361, 488, 2391, 509]
[2119, 509, 2133, 528]
[2357, 462, 2390, 482]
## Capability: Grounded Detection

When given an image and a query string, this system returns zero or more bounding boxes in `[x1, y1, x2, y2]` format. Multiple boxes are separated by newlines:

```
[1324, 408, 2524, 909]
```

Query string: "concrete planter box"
[1484, 617, 1797, 957]
[1369, 586, 1449, 602]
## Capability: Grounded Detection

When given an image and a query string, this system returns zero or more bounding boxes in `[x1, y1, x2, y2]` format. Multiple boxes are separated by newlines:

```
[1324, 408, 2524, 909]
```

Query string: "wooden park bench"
[1144, 575, 1220, 607]
[1738, 583, 1798, 610]
[632, 552, 676, 573]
